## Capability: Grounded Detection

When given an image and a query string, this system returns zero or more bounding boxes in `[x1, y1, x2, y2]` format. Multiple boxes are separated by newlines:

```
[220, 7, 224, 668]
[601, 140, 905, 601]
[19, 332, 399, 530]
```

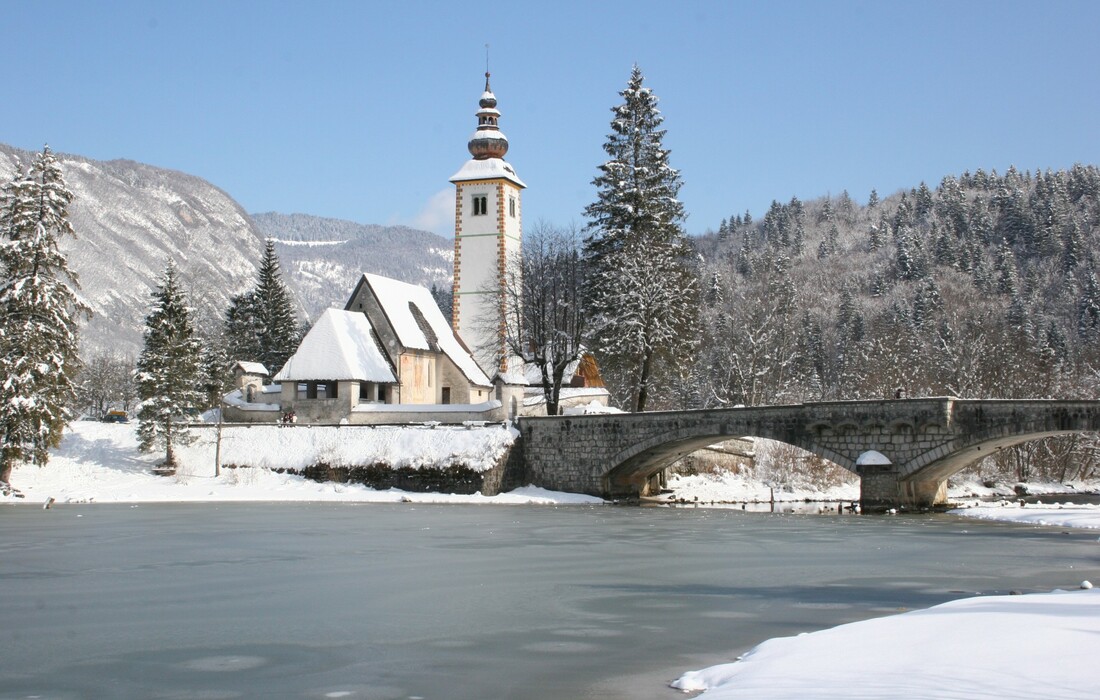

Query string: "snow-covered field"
[5, 421, 1099, 699]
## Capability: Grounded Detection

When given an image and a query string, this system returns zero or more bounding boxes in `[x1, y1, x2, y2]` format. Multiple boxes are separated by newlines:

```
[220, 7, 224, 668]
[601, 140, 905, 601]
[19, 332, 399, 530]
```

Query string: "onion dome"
[467, 72, 509, 160]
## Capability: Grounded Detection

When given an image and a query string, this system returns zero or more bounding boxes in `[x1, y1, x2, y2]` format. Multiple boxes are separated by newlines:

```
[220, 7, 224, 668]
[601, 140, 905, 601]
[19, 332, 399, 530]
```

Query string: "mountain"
[0, 144, 454, 357]
[251, 212, 453, 320]
[0, 143, 266, 357]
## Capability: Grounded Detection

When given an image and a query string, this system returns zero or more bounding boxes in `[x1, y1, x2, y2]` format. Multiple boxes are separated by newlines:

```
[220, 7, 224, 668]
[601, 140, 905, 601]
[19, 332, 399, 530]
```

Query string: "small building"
[520, 353, 611, 416]
[232, 361, 269, 403]
[272, 307, 399, 423]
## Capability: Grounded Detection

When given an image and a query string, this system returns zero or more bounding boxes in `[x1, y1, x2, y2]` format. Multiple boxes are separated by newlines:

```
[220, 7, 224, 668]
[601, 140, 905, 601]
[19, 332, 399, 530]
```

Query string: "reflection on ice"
[182, 655, 267, 672]
[522, 641, 600, 653]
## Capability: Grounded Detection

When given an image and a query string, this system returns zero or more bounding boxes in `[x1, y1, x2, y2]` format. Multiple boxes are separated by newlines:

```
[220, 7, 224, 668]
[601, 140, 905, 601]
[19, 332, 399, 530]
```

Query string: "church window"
[508, 197, 516, 217]
[472, 194, 488, 216]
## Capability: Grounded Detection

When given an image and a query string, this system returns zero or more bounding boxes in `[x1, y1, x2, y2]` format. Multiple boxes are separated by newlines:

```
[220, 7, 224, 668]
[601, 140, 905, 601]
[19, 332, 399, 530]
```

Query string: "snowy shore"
[672, 587, 1100, 699]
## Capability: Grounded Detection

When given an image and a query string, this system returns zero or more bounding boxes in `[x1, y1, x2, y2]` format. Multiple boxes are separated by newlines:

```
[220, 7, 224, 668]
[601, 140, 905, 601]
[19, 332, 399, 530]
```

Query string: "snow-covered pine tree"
[136, 262, 204, 469]
[224, 239, 298, 375]
[583, 65, 698, 412]
[224, 290, 259, 364]
[0, 146, 89, 490]
[251, 239, 298, 373]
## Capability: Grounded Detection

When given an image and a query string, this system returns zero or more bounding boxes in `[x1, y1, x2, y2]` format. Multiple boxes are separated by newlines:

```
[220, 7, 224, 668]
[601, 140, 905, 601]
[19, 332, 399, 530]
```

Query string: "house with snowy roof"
[224, 272, 504, 425]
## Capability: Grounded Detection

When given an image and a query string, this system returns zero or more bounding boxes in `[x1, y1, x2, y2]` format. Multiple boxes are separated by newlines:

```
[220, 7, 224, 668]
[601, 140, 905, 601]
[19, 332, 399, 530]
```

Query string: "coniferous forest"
[649, 165, 1100, 483]
[680, 164, 1100, 410]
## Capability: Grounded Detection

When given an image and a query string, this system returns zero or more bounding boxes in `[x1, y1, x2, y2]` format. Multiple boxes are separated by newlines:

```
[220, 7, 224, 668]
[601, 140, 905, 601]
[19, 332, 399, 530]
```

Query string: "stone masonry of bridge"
[516, 398, 1100, 511]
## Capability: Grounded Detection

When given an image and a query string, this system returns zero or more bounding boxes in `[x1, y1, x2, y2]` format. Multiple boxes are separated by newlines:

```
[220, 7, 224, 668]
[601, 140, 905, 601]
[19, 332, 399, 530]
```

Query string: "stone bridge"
[516, 398, 1100, 511]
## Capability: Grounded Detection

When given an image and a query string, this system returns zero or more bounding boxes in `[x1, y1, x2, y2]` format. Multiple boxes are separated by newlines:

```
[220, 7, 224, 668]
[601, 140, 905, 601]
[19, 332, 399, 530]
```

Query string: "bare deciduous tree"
[500, 222, 590, 416]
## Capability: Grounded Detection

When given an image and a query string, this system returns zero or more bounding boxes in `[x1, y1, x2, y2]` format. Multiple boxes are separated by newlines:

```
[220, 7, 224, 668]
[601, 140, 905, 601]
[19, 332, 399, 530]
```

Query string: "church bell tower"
[449, 71, 525, 374]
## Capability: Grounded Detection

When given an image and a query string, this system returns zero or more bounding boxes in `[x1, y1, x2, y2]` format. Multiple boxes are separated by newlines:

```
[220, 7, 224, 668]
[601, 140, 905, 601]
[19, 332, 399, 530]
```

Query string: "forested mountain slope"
[251, 212, 453, 317]
[0, 144, 452, 355]
[0, 144, 266, 356]
[680, 165, 1100, 409]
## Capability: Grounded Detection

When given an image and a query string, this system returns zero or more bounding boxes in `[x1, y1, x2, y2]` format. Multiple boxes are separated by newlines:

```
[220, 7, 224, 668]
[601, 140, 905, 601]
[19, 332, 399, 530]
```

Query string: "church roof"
[273, 308, 396, 383]
[449, 157, 526, 188]
[357, 274, 493, 388]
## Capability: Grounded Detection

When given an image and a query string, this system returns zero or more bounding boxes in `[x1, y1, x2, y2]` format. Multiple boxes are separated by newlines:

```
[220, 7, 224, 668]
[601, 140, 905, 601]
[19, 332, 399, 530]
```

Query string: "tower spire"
[468, 66, 508, 160]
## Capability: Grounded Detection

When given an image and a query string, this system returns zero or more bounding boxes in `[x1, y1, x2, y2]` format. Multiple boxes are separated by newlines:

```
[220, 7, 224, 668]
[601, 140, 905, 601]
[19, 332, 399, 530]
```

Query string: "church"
[223, 72, 607, 424]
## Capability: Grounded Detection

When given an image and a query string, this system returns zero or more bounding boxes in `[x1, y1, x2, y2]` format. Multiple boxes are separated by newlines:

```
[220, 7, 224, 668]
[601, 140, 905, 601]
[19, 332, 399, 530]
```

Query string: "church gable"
[345, 273, 492, 390]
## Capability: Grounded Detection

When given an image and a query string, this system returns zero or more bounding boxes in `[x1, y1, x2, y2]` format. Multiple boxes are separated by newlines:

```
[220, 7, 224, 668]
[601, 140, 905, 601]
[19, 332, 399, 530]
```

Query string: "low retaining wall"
[297, 463, 488, 494]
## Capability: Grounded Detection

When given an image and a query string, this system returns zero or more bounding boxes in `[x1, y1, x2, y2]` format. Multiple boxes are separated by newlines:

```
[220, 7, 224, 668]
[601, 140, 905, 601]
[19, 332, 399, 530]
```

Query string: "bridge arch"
[902, 425, 1097, 483]
[602, 427, 851, 497]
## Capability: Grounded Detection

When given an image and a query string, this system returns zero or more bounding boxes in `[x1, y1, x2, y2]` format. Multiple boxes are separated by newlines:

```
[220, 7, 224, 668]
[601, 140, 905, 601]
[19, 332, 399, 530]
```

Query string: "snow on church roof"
[449, 158, 526, 188]
[273, 308, 396, 383]
[360, 274, 493, 388]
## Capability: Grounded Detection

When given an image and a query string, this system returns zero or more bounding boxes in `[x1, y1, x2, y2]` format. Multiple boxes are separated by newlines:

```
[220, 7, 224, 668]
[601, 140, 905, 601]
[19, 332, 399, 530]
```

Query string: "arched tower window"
[472, 194, 488, 216]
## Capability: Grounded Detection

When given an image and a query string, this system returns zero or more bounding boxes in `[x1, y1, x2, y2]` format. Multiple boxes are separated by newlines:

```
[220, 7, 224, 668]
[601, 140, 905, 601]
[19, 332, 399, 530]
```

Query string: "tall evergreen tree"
[1078, 269, 1100, 340]
[0, 146, 89, 489]
[224, 239, 298, 374]
[136, 262, 204, 469]
[583, 65, 698, 412]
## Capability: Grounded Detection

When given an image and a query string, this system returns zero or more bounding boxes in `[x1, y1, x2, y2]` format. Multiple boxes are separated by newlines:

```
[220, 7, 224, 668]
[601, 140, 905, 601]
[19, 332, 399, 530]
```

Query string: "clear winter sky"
[4, 1, 1098, 237]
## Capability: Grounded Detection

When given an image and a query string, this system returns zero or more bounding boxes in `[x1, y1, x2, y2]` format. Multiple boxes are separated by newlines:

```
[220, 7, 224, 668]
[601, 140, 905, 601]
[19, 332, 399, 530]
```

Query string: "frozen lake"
[2, 504, 1094, 699]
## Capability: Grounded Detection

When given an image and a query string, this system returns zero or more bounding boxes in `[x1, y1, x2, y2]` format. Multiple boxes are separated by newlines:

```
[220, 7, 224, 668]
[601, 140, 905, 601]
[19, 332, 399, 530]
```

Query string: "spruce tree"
[583, 65, 698, 412]
[0, 146, 89, 489]
[136, 262, 204, 469]
[224, 239, 298, 374]
[224, 290, 259, 361]
[1078, 269, 1100, 340]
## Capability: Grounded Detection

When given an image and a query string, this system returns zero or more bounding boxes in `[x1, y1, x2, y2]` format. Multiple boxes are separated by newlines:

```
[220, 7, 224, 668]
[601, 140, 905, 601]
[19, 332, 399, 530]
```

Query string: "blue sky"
[4, 1, 1098, 237]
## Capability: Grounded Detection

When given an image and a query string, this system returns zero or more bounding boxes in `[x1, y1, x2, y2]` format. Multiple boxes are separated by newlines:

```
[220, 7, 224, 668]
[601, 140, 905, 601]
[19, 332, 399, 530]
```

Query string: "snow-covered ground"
[0, 421, 601, 505]
[949, 500, 1100, 529]
[673, 587, 1100, 699]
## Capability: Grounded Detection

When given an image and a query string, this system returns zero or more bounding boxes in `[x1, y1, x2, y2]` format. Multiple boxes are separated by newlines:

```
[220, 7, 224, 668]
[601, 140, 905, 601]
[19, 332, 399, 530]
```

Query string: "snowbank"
[202, 422, 518, 472]
[673, 588, 1100, 699]
[950, 501, 1100, 529]
[1, 421, 603, 506]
